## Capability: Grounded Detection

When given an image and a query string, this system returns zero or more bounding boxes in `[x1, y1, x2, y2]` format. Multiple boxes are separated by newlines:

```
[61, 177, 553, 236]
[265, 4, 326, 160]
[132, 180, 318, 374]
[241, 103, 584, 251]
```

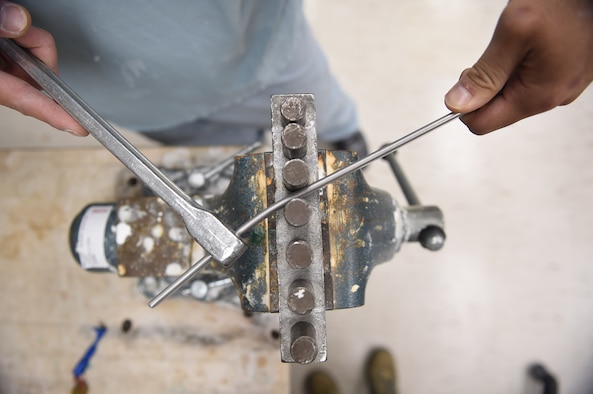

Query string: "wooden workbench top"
[0, 147, 288, 394]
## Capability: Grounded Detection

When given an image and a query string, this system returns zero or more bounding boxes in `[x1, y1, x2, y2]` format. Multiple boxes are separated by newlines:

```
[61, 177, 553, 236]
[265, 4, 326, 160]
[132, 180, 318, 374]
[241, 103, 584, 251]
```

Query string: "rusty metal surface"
[322, 150, 401, 309]
[113, 148, 404, 313]
[211, 153, 273, 312]
[105, 133, 405, 351]
[205, 148, 405, 314]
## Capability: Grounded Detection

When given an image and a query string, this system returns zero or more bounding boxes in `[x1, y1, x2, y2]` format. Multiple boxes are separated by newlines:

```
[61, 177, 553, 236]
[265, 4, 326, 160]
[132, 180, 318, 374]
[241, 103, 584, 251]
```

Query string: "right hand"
[0, 1, 87, 136]
[444, 0, 593, 135]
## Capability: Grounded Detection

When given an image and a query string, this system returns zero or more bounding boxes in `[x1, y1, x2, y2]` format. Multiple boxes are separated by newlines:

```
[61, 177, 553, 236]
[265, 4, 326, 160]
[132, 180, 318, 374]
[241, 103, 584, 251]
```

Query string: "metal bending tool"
[0, 38, 246, 265]
[148, 111, 462, 308]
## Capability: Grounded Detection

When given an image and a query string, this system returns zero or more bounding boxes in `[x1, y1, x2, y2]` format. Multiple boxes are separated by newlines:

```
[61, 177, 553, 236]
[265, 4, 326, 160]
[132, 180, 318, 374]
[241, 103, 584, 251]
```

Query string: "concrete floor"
[2, 0, 593, 393]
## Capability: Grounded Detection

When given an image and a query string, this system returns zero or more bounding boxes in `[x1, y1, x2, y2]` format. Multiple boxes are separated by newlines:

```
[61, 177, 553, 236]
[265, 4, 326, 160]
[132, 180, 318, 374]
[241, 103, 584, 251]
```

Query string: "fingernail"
[64, 129, 84, 137]
[0, 3, 27, 34]
[445, 82, 472, 109]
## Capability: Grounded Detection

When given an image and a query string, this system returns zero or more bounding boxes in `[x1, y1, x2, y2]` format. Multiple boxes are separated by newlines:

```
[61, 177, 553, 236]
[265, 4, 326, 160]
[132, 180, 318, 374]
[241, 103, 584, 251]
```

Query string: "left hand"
[0, 1, 88, 136]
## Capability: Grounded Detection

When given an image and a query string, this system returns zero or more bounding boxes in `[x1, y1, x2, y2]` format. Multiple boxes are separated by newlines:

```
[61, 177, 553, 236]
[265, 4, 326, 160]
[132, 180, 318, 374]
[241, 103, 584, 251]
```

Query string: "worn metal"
[320, 150, 404, 309]
[290, 322, 317, 364]
[227, 112, 461, 238]
[272, 94, 327, 363]
[418, 225, 446, 251]
[4, 37, 457, 313]
[287, 280, 316, 315]
[402, 206, 444, 242]
[150, 112, 460, 308]
[0, 38, 246, 267]
[282, 159, 310, 191]
[284, 199, 311, 227]
[178, 149, 407, 312]
[210, 153, 275, 312]
[286, 240, 313, 268]
[280, 96, 306, 123]
[281, 124, 308, 159]
[73, 121, 449, 363]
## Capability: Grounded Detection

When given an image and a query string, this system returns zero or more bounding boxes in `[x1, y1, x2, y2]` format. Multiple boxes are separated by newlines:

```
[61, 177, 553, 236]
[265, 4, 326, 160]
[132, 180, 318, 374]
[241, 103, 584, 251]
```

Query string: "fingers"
[0, 69, 88, 136]
[0, 1, 58, 72]
[446, 0, 593, 134]
[455, 85, 550, 135]
[0, 2, 87, 136]
[0, 1, 31, 37]
[445, 6, 530, 117]
[12, 26, 59, 73]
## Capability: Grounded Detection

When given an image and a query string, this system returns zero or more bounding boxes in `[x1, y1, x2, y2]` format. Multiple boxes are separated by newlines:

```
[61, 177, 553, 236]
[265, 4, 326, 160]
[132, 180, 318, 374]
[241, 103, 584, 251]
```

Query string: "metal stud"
[284, 198, 311, 227]
[282, 159, 309, 191]
[287, 280, 315, 315]
[286, 240, 313, 268]
[281, 97, 305, 123]
[281, 123, 308, 159]
[290, 321, 317, 364]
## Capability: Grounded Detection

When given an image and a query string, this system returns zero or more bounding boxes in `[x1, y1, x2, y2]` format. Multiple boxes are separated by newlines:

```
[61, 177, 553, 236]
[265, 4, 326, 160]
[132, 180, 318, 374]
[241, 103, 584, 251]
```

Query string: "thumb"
[445, 17, 526, 114]
[0, 2, 31, 38]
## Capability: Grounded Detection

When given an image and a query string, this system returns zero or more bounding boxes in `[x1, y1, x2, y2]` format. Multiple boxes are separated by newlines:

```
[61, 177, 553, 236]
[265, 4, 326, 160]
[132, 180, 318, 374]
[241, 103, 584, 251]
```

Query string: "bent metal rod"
[148, 111, 462, 308]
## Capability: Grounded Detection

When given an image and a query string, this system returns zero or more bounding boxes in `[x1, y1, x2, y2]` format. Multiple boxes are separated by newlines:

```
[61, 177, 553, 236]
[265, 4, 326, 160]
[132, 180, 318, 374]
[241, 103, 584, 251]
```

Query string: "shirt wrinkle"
[18, 0, 304, 131]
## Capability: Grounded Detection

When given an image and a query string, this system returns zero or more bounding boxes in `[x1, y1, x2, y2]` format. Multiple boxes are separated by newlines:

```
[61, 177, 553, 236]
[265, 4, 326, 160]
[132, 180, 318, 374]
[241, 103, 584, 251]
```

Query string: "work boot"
[365, 348, 397, 394]
[304, 370, 340, 394]
[331, 131, 369, 159]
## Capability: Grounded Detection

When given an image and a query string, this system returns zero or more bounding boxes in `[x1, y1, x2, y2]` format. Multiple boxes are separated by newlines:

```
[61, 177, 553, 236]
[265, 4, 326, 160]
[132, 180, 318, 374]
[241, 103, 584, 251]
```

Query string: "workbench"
[0, 147, 289, 394]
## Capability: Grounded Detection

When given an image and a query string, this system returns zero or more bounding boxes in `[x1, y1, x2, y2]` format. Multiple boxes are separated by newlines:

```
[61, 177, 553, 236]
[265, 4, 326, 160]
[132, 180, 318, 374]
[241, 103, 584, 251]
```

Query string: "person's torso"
[20, 0, 302, 130]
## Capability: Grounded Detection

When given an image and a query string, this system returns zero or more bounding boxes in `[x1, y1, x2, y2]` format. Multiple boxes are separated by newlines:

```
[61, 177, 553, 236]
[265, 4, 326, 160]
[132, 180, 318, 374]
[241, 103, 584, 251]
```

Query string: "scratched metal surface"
[0, 147, 288, 394]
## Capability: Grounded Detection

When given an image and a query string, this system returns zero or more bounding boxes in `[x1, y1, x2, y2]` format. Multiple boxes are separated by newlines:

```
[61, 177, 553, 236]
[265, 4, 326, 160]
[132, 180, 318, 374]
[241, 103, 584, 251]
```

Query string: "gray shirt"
[20, 0, 303, 131]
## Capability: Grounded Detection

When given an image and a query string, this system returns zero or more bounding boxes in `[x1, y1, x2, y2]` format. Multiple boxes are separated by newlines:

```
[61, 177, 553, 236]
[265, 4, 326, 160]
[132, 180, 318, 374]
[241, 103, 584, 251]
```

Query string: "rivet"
[290, 321, 317, 364]
[286, 240, 313, 268]
[281, 123, 308, 159]
[281, 97, 305, 123]
[284, 198, 310, 227]
[282, 159, 309, 191]
[287, 280, 315, 315]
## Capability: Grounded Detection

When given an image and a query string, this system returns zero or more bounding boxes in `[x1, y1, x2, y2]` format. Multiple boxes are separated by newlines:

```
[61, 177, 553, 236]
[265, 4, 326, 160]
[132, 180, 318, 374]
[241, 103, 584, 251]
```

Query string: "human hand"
[0, 1, 87, 136]
[445, 0, 593, 134]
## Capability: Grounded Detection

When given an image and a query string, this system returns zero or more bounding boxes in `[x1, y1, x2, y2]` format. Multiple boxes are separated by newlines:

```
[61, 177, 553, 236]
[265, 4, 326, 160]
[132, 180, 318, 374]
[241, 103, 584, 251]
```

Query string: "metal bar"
[271, 94, 327, 363]
[0, 38, 246, 265]
[149, 111, 461, 308]
[383, 150, 421, 206]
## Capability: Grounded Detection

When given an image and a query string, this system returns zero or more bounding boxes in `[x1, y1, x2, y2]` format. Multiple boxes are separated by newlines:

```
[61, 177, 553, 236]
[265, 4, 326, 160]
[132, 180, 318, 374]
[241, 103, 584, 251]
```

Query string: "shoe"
[304, 370, 340, 394]
[331, 131, 369, 159]
[365, 348, 397, 394]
